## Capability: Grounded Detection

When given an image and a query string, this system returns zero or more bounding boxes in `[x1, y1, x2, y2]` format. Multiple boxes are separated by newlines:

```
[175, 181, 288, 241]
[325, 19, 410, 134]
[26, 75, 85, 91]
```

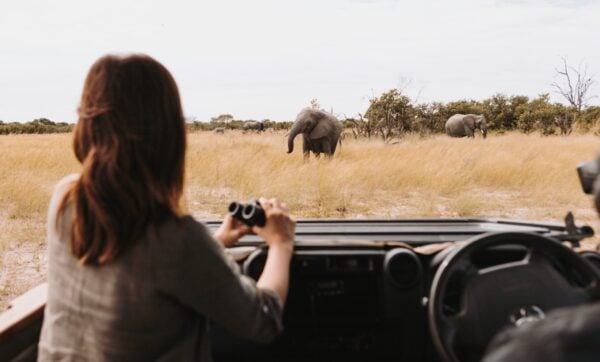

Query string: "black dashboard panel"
[208, 218, 593, 362]
[213, 247, 429, 361]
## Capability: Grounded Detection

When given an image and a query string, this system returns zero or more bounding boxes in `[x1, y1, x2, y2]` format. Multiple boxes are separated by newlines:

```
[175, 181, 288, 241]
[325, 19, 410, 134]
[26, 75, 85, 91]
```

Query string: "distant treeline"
[192, 92, 600, 138]
[2, 92, 599, 136]
[187, 118, 293, 132]
[0, 118, 74, 135]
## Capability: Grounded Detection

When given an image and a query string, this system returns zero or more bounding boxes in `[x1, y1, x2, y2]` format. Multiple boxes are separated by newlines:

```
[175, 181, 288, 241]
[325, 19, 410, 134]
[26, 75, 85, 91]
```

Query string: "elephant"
[242, 121, 265, 133]
[445, 114, 487, 139]
[287, 108, 343, 159]
[212, 127, 225, 134]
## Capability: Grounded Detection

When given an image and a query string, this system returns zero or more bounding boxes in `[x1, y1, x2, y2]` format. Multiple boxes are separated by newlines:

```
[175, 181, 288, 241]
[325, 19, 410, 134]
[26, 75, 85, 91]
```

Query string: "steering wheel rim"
[428, 231, 600, 362]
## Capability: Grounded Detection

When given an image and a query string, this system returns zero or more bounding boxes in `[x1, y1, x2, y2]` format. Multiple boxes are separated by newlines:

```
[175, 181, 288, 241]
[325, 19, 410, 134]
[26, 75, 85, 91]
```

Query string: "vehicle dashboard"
[204, 218, 598, 362]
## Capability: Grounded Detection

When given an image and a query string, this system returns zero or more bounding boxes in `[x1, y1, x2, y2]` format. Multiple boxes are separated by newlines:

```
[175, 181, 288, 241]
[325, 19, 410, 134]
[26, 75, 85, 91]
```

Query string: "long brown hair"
[63, 54, 186, 265]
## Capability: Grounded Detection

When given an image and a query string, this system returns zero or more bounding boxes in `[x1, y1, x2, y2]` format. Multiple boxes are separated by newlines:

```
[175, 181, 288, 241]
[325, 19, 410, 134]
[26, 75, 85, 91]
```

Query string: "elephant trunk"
[481, 124, 488, 139]
[287, 122, 303, 153]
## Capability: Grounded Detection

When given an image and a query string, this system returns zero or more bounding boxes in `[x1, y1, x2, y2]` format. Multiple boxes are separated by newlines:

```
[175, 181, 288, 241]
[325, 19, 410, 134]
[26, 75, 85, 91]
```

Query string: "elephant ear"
[463, 115, 476, 127]
[309, 115, 336, 139]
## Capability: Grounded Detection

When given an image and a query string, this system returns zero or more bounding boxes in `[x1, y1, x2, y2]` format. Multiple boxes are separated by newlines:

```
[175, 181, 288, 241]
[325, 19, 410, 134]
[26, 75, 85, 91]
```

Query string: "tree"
[364, 89, 415, 140]
[210, 114, 234, 124]
[551, 57, 595, 113]
[413, 102, 446, 135]
[439, 100, 484, 118]
[310, 98, 320, 110]
[516, 94, 563, 135]
[481, 94, 528, 131]
[348, 113, 377, 139]
[32, 118, 54, 126]
[577, 106, 600, 132]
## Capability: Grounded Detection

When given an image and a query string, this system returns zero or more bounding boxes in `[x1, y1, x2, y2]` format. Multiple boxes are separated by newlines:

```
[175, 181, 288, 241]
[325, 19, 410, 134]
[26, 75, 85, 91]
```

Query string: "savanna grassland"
[1, 131, 600, 309]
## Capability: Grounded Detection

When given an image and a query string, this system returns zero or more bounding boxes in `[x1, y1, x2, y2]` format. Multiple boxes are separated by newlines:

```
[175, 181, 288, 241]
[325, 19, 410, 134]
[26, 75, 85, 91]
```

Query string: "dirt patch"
[0, 241, 47, 311]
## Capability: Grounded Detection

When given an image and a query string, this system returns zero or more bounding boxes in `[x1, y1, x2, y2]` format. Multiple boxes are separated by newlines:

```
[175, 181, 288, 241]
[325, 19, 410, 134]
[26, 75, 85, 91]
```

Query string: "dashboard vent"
[384, 248, 422, 289]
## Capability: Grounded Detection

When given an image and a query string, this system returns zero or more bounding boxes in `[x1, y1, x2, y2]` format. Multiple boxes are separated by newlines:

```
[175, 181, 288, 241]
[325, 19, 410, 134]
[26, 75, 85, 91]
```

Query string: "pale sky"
[1, 0, 598, 122]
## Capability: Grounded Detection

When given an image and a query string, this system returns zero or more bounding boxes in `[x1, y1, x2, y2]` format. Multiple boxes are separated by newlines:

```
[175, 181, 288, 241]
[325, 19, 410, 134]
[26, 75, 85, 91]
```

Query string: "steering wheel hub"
[509, 305, 545, 327]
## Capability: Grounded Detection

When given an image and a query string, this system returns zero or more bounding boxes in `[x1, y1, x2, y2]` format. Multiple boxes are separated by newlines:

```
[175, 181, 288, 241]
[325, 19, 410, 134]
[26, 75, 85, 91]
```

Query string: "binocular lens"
[228, 202, 244, 219]
[242, 203, 258, 219]
[227, 200, 266, 227]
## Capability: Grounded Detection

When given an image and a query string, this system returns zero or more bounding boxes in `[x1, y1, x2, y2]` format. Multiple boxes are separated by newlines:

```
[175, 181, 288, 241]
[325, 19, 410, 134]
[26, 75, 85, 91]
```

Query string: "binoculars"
[577, 158, 599, 194]
[228, 200, 266, 227]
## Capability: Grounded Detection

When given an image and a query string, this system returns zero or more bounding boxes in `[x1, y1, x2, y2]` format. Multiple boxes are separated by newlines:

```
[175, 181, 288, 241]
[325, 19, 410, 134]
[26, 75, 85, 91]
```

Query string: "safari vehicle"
[2, 215, 600, 362]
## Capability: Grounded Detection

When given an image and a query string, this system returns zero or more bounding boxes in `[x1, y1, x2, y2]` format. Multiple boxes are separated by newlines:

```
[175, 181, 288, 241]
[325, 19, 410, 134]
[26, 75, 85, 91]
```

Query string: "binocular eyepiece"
[228, 200, 266, 227]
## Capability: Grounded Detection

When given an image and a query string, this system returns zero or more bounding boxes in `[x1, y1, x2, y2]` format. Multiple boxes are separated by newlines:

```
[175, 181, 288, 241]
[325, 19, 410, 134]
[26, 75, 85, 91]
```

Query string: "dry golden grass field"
[1, 131, 600, 309]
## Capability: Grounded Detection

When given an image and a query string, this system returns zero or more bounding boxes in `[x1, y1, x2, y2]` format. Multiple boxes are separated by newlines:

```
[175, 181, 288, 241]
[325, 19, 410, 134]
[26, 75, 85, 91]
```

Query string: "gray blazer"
[38, 175, 283, 361]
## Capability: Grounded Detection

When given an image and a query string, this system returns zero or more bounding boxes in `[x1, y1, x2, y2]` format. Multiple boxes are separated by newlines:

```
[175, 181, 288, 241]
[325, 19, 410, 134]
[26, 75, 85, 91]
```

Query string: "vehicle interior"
[3, 216, 599, 362]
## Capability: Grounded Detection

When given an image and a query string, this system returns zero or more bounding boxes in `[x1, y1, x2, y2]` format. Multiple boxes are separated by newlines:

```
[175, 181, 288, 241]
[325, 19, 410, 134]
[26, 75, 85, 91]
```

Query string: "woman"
[38, 54, 295, 361]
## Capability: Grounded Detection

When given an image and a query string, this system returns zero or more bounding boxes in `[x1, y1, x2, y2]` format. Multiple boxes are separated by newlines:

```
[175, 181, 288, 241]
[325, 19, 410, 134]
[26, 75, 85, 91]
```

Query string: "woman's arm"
[214, 198, 295, 303]
[213, 214, 251, 247]
[253, 198, 295, 304]
[156, 202, 295, 343]
[256, 244, 293, 305]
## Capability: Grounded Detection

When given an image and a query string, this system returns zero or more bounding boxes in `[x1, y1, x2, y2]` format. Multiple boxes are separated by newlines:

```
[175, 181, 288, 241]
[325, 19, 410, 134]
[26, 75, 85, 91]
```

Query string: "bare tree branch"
[551, 57, 595, 113]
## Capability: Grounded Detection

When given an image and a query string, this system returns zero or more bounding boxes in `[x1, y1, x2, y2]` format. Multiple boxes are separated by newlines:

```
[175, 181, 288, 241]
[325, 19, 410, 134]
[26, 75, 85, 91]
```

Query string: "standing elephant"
[287, 108, 343, 159]
[242, 121, 265, 133]
[445, 114, 487, 138]
[212, 127, 225, 134]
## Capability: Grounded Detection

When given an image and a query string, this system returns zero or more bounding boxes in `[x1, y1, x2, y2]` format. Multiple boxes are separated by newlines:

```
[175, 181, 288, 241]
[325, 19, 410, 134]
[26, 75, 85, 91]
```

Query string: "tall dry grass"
[186, 131, 600, 223]
[1, 131, 600, 308]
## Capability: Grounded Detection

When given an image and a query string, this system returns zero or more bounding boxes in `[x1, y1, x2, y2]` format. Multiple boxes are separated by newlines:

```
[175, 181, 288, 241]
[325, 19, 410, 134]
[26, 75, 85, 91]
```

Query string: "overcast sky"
[1, 0, 598, 122]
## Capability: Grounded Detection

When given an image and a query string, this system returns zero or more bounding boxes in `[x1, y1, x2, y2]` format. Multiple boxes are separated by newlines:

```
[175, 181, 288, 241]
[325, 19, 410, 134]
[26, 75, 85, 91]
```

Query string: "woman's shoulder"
[54, 173, 80, 191]
[153, 214, 216, 248]
[149, 215, 228, 271]
[46, 173, 79, 241]
[50, 174, 79, 203]
[171, 215, 215, 245]
[47, 174, 79, 226]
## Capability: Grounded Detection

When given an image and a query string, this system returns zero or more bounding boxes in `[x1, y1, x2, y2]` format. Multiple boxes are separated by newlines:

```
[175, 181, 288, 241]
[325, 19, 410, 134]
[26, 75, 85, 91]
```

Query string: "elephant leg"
[303, 136, 311, 160]
[321, 139, 332, 158]
[332, 137, 340, 154]
[463, 124, 474, 138]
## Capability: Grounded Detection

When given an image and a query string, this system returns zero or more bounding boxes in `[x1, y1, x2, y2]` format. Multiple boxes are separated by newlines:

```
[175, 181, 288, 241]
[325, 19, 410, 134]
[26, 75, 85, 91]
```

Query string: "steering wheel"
[428, 232, 600, 362]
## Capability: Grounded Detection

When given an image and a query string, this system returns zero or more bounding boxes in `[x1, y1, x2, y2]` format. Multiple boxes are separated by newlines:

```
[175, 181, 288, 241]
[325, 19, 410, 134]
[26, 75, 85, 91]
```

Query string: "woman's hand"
[252, 198, 295, 252]
[214, 214, 252, 248]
